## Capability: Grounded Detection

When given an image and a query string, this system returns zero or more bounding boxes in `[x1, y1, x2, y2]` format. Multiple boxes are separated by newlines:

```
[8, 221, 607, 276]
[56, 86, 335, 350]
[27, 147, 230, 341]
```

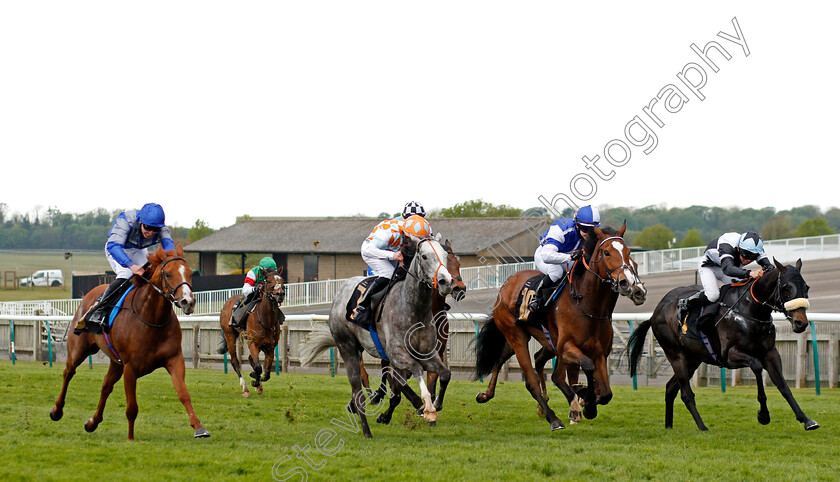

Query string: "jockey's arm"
[362, 241, 399, 261]
[242, 270, 258, 295]
[540, 243, 572, 265]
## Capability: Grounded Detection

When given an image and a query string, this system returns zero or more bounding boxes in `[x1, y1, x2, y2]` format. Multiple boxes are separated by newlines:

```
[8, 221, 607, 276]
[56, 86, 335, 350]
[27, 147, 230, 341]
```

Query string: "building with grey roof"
[184, 217, 549, 283]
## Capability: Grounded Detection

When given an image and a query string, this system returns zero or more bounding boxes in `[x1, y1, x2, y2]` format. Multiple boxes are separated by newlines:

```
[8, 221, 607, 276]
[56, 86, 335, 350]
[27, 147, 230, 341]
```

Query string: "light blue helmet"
[138, 203, 166, 228]
[574, 205, 601, 228]
[738, 231, 764, 255]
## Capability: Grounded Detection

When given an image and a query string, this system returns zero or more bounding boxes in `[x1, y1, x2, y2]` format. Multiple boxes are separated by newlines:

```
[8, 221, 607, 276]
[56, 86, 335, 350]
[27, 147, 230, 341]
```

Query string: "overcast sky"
[2, 2, 837, 229]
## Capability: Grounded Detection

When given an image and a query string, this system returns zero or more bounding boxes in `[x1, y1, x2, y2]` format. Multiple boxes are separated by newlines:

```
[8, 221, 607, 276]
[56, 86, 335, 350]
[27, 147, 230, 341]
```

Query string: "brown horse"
[364, 238, 467, 423]
[49, 245, 208, 440]
[475, 224, 646, 430]
[218, 269, 286, 397]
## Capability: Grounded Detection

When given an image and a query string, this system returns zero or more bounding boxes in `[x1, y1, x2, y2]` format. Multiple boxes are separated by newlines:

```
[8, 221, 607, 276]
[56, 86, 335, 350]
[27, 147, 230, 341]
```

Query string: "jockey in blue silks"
[527, 205, 600, 314]
[79, 203, 174, 328]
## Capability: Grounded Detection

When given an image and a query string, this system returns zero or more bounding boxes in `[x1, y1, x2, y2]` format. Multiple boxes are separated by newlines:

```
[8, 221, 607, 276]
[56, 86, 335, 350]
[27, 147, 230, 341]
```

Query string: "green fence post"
[810, 321, 821, 396]
[329, 348, 335, 378]
[88, 355, 93, 369]
[475, 320, 483, 383]
[224, 351, 228, 374]
[720, 367, 726, 393]
[628, 321, 637, 390]
[46, 321, 53, 368]
[9, 320, 15, 365]
[275, 344, 280, 375]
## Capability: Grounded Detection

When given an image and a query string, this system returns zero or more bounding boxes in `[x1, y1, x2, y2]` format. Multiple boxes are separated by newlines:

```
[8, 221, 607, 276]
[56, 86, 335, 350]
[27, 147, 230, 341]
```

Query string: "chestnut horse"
[218, 269, 286, 397]
[475, 224, 646, 430]
[629, 259, 819, 431]
[364, 238, 467, 423]
[50, 245, 209, 440]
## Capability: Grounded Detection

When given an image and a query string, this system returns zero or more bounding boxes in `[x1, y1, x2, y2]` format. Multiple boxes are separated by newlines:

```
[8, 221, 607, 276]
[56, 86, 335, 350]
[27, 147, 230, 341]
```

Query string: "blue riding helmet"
[738, 231, 764, 255]
[138, 203, 166, 228]
[574, 205, 601, 228]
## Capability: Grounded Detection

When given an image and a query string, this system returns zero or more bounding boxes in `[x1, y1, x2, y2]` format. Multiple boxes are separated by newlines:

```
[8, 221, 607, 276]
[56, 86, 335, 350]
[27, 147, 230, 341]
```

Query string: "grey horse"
[300, 234, 453, 438]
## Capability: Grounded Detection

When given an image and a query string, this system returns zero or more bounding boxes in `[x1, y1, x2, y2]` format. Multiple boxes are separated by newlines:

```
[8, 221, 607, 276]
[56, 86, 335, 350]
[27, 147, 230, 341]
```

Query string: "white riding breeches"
[106, 247, 148, 280]
[535, 245, 571, 283]
[698, 262, 741, 302]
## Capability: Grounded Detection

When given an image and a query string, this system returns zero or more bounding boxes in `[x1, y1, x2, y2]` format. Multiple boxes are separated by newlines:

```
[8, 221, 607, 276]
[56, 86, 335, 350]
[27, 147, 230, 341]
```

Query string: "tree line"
[1, 201, 837, 251]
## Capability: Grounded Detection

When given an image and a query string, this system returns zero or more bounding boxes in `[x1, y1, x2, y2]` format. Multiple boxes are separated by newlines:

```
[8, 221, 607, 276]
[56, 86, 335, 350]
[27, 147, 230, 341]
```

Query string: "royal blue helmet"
[738, 231, 764, 255]
[574, 205, 601, 228]
[137, 203, 166, 228]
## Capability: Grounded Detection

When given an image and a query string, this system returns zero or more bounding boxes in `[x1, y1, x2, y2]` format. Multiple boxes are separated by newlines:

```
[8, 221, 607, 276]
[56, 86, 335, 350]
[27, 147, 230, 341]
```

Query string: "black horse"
[628, 258, 819, 431]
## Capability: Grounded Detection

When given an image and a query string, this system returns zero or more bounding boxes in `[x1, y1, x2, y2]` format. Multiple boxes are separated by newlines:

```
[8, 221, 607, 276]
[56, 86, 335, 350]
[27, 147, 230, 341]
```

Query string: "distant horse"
[475, 224, 646, 430]
[50, 245, 209, 440]
[364, 238, 467, 423]
[218, 269, 286, 397]
[300, 235, 453, 438]
[628, 259, 819, 431]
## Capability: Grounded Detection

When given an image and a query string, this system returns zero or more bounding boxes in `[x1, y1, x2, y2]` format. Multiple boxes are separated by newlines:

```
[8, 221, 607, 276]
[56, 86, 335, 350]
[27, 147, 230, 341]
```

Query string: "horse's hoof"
[423, 411, 438, 423]
[428, 420, 437, 427]
[550, 420, 565, 431]
[84, 419, 97, 433]
[194, 428, 211, 438]
[251, 380, 260, 388]
[757, 411, 770, 425]
[256, 386, 263, 395]
[416, 407, 424, 416]
[49, 407, 63, 421]
[476, 393, 490, 404]
[242, 391, 250, 398]
[376, 414, 391, 425]
[804, 419, 820, 431]
[583, 406, 597, 420]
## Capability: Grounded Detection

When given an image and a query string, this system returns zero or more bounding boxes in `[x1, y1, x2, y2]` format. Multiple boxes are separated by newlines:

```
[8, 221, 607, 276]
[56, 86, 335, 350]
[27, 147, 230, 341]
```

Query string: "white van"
[20, 269, 65, 287]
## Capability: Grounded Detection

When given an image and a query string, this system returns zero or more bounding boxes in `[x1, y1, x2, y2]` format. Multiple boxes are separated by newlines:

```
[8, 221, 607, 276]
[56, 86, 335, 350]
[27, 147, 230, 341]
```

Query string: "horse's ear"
[175, 244, 184, 257]
[593, 225, 605, 238]
[617, 221, 627, 238]
[795, 258, 803, 271]
[445, 239, 452, 250]
[435, 232, 442, 242]
[774, 258, 786, 272]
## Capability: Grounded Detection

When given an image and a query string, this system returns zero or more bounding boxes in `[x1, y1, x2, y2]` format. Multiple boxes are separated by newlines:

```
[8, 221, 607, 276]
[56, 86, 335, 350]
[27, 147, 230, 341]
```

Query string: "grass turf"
[1, 360, 838, 481]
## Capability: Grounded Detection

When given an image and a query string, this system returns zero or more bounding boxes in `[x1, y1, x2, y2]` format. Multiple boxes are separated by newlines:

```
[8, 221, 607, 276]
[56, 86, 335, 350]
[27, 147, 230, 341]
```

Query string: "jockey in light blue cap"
[528, 205, 601, 314]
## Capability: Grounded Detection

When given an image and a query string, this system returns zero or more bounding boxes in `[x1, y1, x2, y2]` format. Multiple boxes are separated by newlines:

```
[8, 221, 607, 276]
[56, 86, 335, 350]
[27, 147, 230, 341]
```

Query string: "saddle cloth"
[74, 285, 135, 335]
[345, 277, 377, 324]
[515, 274, 545, 323]
[679, 286, 729, 340]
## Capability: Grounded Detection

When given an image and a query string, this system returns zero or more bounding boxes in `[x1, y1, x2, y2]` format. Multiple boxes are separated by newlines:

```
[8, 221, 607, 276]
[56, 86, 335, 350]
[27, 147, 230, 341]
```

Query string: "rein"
[403, 238, 445, 290]
[250, 283, 283, 332]
[580, 236, 638, 293]
[719, 270, 796, 325]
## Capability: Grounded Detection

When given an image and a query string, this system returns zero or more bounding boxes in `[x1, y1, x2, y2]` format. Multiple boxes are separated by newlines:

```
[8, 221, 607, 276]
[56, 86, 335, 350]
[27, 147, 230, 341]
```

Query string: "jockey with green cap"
[230, 257, 277, 331]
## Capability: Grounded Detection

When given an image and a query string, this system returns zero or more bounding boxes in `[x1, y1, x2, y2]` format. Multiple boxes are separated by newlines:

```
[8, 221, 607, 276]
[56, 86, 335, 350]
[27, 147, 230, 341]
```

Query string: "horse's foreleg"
[475, 342, 515, 404]
[560, 344, 598, 419]
[762, 348, 819, 430]
[369, 361, 389, 405]
[247, 343, 263, 388]
[165, 353, 210, 438]
[84, 361, 124, 433]
[419, 354, 451, 413]
[262, 346, 275, 383]
[505, 328, 563, 431]
[123, 366, 139, 440]
[51, 334, 98, 422]
[727, 347, 770, 425]
[549, 359, 579, 423]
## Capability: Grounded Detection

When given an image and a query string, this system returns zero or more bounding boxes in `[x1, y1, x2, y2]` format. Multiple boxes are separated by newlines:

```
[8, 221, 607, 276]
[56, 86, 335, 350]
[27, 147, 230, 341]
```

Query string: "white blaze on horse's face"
[608, 239, 646, 305]
[417, 238, 453, 296]
[175, 264, 196, 314]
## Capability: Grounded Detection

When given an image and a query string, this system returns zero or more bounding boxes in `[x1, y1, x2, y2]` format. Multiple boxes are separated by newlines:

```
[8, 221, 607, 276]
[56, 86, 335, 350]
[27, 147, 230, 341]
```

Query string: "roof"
[184, 217, 548, 255]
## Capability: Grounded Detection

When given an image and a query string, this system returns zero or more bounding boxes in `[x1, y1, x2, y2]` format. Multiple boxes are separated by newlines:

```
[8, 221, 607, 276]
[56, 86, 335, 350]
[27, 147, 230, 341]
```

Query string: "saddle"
[678, 287, 729, 340]
[74, 285, 135, 335]
[515, 274, 567, 323]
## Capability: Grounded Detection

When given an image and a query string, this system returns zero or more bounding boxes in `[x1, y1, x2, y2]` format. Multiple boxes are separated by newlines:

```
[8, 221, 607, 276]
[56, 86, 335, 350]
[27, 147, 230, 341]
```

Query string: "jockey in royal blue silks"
[78, 203, 175, 328]
[527, 205, 600, 314]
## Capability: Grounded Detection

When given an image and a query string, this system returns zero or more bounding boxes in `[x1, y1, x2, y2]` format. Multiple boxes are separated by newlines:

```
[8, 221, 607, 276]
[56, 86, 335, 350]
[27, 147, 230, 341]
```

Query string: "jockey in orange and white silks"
[361, 215, 432, 278]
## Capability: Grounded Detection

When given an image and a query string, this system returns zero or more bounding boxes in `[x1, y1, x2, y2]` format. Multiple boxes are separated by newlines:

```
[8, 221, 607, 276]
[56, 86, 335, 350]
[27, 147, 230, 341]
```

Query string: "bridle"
[719, 269, 809, 324]
[580, 236, 638, 293]
[404, 237, 446, 290]
[130, 256, 192, 327]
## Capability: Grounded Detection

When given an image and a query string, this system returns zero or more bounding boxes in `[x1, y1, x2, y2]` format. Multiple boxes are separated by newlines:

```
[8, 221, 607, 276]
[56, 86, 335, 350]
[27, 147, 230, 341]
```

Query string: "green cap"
[259, 257, 277, 270]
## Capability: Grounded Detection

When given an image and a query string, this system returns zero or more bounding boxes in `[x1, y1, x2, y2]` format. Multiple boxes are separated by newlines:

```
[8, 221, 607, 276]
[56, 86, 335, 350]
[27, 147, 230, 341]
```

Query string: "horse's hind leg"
[669, 355, 707, 431]
[762, 348, 819, 430]
[165, 353, 209, 438]
[475, 342, 515, 404]
[50, 334, 98, 422]
[534, 347, 554, 418]
[84, 360, 124, 433]
[664, 375, 680, 428]
[247, 343, 263, 389]
[123, 366, 139, 440]
[224, 330, 250, 398]
[504, 327, 563, 431]
[339, 349, 373, 438]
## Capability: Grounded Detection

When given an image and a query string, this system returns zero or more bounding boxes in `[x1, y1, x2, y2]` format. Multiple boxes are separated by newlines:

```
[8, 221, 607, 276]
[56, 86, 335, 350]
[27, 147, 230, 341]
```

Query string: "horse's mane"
[572, 226, 618, 277]
[134, 245, 184, 286]
[400, 236, 419, 267]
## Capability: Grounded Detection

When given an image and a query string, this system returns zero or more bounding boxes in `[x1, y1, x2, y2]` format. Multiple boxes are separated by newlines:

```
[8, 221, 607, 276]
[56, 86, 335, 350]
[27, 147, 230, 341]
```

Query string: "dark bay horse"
[475, 224, 646, 430]
[364, 238, 467, 423]
[50, 245, 209, 440]
[219, 269, 286, 397]
[628, 259, 819, 431]
[300, 235, 453, 438]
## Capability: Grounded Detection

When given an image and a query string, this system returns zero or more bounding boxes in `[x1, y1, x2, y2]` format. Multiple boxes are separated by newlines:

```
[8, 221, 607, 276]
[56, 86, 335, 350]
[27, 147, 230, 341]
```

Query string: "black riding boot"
[353, 277, 390, 326]
[677, 291, 710, 322]
[80, 278, 130, 328]
[528, 277, 560, 314]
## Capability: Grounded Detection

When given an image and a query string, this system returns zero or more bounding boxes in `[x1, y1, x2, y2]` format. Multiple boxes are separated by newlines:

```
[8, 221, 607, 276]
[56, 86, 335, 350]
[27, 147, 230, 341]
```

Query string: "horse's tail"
[217, 337, 228, 354]
[299, 322, 337, 367]
[628, 319, 652, 378]
[474, 314, 506, 380]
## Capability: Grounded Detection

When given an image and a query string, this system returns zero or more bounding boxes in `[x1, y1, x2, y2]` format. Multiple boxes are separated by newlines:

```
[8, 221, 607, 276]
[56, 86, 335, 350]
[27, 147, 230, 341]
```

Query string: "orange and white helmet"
[400, 214, 432, 237]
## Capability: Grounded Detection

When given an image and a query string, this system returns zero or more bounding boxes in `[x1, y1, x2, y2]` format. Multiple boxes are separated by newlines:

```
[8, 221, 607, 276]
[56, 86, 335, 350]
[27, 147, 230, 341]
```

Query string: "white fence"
[2, 234, 839, 316]
[3, 312, 839, 390]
